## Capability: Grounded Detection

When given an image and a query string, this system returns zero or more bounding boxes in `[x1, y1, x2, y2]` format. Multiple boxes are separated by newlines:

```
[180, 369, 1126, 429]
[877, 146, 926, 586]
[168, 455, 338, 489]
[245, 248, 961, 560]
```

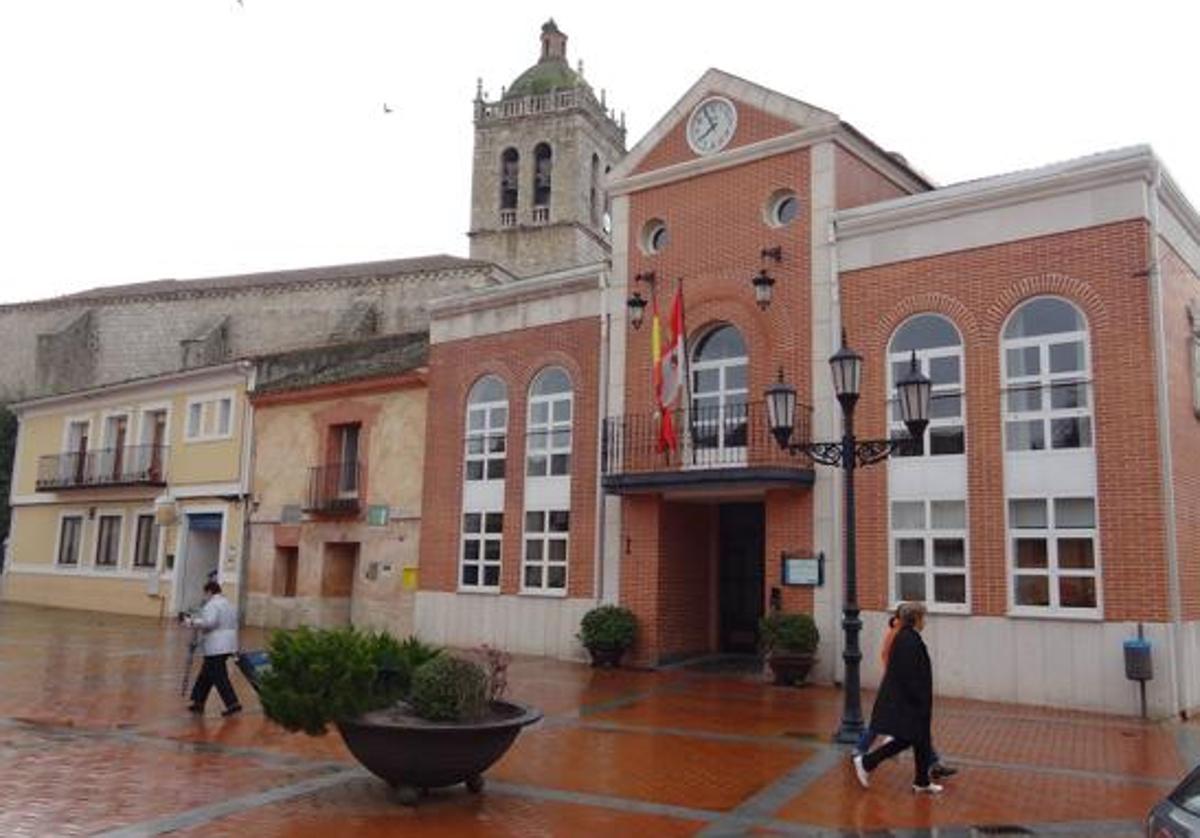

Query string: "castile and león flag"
[653, 284, 686, 456]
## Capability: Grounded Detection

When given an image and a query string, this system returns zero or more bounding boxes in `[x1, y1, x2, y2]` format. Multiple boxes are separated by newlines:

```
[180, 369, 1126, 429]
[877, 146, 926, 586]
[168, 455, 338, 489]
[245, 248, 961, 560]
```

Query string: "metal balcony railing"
[36, 445, 168, 491]
[306, 461, 363, 514]
[601, 400, 814, 480]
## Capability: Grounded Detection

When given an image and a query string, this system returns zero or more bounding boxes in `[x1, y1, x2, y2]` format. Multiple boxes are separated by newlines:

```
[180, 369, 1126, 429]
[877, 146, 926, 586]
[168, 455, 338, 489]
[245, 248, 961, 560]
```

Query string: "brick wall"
[656, 501, 717, 660]
[1161, 242, 1200, 619]
[633, 98, 798, 176]
[835, 145, 910, 210]
[841, 220, 1169, 621]
[420, 317, 601, 599]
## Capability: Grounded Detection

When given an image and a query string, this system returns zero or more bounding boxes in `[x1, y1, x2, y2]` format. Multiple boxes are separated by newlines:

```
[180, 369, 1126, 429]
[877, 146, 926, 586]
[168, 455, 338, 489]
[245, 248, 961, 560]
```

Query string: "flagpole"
[677, 276, 690, 465]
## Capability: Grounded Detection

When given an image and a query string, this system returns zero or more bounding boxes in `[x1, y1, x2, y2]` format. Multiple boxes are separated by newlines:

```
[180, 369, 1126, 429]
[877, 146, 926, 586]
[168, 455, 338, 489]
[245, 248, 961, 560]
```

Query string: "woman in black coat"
[851, 602, 941, 793]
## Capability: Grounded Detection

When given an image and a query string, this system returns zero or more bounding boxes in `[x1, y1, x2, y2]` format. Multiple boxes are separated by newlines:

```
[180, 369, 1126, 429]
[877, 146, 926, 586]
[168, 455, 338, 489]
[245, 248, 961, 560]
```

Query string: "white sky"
[1, 1, 1197, 304]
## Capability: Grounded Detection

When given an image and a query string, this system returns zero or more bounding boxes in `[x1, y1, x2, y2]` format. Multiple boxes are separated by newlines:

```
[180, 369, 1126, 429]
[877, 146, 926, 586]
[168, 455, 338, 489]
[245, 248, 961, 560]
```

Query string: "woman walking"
[851, 602, 942, 793]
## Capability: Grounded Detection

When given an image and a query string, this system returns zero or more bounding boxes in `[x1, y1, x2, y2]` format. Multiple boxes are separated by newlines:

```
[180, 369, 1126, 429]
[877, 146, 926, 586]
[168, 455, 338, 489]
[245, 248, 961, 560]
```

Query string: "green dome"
[506, 59, 581, 98]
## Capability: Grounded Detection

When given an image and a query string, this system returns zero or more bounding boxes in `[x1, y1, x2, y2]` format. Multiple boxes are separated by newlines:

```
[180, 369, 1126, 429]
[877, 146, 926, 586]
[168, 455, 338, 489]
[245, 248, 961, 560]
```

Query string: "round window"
[765, 190, 799, 228]
[641, 219, 669, 254]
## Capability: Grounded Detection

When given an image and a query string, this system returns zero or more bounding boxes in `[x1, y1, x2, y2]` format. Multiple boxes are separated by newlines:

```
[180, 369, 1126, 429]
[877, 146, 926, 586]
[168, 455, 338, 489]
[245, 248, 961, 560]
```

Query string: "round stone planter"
[767, 652, 816, 686]
[336, 700, 542, 804]
[586, 645, 627, 668]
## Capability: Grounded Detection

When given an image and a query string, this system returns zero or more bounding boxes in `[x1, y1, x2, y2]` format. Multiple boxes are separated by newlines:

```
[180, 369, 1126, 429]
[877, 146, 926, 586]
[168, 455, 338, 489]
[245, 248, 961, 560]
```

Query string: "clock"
[686, 97, 738, 156]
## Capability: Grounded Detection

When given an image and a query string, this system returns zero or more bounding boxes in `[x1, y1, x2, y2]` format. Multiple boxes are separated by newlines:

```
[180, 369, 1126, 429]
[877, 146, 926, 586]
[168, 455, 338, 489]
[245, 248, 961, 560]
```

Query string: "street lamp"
[766, 337, 931, 744]
[626, 272, 657, 329]
[750, 246, 782, 310]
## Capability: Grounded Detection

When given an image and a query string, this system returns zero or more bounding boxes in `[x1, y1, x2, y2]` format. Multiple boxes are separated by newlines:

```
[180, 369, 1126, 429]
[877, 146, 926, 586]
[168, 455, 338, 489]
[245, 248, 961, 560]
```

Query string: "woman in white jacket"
[185, 581, 242, 716]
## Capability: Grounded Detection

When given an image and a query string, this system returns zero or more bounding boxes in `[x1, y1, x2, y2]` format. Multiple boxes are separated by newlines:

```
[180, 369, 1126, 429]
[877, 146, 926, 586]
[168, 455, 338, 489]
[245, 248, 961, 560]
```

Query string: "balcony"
[306, 461, 363, 515]
[36, 445, 168, 491]
[601, 401, 815, 495]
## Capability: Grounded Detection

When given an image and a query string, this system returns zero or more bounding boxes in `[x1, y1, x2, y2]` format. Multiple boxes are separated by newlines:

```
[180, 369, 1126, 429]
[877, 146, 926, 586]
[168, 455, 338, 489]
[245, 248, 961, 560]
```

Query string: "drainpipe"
[594, 268, 611, 604]
[1147, 166, 1187, 717]
[236, 361, 257, 627]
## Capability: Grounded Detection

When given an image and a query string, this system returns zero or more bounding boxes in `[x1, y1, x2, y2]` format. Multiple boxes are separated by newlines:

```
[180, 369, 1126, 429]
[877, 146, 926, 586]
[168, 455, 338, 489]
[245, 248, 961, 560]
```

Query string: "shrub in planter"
[408, 655, 489, 722]
[759, 612, 819, 686]
[578, 605, 637, 666]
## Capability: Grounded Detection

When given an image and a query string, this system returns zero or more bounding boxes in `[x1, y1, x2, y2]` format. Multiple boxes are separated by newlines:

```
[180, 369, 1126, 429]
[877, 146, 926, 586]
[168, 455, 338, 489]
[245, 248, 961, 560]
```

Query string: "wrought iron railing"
[306, 461, 363, 514]
[602, 400, 813, 478]
[36, 445, 168, 490]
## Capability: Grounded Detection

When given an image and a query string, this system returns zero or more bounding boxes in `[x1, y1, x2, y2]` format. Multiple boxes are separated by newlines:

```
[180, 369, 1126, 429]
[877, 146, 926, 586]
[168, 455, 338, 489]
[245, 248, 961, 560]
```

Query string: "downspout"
[594, 268, 611, 604]
[1147, 166, 1187, 717]
[236, 361, 257, 627]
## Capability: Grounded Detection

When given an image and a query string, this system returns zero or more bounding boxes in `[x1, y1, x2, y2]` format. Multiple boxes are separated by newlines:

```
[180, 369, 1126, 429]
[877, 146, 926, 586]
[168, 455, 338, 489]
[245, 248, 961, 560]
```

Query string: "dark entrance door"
[718, 503, 765, 653]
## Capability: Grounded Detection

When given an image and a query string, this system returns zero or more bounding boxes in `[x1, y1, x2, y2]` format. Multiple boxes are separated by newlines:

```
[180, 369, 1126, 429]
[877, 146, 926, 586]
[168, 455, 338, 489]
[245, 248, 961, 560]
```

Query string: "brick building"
[419, 64, 1200, 719]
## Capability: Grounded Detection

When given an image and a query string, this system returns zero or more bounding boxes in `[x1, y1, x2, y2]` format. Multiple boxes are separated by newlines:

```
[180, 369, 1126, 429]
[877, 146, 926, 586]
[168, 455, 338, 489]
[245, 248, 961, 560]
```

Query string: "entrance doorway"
[178, 513, 223, 613]
[718, 503, 764, 653]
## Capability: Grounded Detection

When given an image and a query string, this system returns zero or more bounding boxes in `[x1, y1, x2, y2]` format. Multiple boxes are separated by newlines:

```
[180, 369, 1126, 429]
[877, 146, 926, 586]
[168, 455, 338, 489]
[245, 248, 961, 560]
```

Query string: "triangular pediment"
[610, 68, 840, 181]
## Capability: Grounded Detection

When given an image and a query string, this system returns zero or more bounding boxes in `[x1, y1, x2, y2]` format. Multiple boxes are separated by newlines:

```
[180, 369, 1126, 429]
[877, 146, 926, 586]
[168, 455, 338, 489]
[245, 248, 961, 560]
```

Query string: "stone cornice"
[13, 361, 252, 416]
[429, 263, 605, 319]
[1158, 164, 1200, 252]
[836, 146, 1158, 241]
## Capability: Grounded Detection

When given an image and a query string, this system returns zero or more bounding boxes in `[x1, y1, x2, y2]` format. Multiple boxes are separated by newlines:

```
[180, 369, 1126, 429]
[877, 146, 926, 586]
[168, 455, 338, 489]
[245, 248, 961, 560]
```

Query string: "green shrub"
[759, 612, 819, 655]
[578, 605, 637, 650]
[409, 655, 488, 722]
[258, 627, 441, 736]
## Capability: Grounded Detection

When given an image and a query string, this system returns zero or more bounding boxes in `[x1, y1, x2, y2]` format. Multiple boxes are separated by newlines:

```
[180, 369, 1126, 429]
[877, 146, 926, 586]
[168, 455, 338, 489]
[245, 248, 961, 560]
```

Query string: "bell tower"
[469, 20, 627, 278]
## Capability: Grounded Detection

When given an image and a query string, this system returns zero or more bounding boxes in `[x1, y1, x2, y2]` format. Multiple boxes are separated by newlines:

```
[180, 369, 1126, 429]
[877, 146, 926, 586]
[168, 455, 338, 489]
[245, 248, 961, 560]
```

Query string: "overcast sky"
[1, 1, 1197, 304]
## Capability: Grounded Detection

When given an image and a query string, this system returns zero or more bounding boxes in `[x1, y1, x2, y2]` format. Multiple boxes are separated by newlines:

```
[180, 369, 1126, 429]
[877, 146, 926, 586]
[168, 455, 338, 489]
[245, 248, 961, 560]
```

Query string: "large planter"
[337, 700, 542, 804]
[767, 652, 816, 686]
[586, 644, 627, 668]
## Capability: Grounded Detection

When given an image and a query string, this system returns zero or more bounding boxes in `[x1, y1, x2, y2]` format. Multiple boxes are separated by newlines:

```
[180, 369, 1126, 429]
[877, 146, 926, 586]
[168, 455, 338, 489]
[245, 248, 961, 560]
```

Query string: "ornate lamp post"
[765, 337, 931, 744]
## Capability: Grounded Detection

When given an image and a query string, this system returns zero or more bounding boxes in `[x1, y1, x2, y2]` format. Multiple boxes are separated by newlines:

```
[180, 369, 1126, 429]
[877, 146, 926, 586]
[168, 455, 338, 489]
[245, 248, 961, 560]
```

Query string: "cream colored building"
[2, 363, 253, 618]
[245, 334, 427, 636]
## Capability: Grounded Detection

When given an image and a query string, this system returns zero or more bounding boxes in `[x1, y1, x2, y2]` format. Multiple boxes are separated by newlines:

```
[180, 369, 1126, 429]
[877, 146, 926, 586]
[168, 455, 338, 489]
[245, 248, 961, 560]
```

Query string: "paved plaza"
[0, 603, 1193, 836]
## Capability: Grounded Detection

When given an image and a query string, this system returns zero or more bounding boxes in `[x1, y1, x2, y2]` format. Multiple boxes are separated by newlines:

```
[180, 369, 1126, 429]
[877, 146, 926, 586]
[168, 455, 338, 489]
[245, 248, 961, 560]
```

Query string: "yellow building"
[245, 334, 427, 636]
[3, 363, 253, 618]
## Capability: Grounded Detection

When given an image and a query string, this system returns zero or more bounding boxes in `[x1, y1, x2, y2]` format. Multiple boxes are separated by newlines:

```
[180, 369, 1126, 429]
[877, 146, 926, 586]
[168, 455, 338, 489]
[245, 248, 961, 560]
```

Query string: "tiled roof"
[252, 331, 429, 396]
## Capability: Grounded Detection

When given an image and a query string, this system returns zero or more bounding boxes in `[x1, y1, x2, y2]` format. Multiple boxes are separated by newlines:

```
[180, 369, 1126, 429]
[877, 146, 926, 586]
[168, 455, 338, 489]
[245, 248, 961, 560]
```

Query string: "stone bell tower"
[469, 20, 627, 278]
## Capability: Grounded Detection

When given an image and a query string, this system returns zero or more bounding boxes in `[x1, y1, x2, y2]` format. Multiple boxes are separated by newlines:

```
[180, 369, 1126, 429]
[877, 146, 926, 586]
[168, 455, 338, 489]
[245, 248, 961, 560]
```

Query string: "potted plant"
[578, 605, 637, 667]
[257, 627, 540, 805]
[759, 611, 819, 686]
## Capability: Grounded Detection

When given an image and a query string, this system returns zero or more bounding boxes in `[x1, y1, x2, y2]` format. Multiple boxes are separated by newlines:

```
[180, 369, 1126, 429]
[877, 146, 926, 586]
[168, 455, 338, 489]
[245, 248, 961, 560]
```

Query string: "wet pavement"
[0, 602, 1187, 836]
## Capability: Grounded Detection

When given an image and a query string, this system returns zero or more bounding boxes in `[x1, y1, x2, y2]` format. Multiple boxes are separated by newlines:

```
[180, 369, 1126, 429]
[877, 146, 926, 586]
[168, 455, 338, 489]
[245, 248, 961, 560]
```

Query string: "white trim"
[429, 263, 602, 319]
[6, 561, 159, 582]
[458, 509, 503, 594]
[51, 510, 87, 568]
[170, 482, 243, 499]
[92, 511, 126, 571]
[1005, 495, 1103, 618]
[129, 508, 161, 572]
[519, 508, 570, 595]
[172, 505, 229, 611]
[183, 390, 236, 443]
[136, 402, 172, 448]
[59, 413, 94, 456]
[888, 498, 970, 615]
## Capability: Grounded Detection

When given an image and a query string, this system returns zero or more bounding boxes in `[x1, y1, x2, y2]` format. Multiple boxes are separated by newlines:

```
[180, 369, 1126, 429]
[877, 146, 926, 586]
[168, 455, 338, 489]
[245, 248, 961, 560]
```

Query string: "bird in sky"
[383, 103, 393, 114]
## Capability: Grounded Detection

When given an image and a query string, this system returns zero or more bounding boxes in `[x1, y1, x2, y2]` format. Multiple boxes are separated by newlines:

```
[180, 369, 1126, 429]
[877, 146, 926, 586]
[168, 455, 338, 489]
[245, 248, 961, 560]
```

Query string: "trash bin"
[1123, 638, 1152, 681]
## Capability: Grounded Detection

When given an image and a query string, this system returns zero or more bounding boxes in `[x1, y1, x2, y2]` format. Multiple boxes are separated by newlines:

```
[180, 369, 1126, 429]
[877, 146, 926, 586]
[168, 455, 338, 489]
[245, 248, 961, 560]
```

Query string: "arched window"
[1002, 297, 1099, 615]
[690, 324, 748, 463]
[465, 375, 508, 482]
[533, 142, 552, 209]
[888, 314, 964, 457]
[1002, 297, 1091, 451]
[527, 367, 572, 477]
[886, 314, 968, 612]
[500, 148, 519, 212]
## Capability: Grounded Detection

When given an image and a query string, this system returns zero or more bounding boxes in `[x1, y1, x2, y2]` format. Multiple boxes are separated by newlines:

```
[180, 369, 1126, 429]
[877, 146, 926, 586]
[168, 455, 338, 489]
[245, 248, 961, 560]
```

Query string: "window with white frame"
[185, 394, 234, 441]
[465, 376, 508, 481]
[523, 510, 568, 592]
[691, 324, 748, 460]
[95, 515, 122, 568]
[527, 368, 572, 477]
[891, 499, 968, 610]
[460, 511, 503, 590]
[1002, 298, 1092, 452]
[1009, 496, 1099, 613]
[888, 315, 964, 457]
[56, 516, 83, 566]
[132, 514, 159, 569]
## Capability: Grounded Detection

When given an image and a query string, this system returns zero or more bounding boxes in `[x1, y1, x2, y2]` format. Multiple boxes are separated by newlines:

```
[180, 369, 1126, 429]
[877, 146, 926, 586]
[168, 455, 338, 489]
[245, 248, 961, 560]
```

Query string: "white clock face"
[687, 97, 738, 156]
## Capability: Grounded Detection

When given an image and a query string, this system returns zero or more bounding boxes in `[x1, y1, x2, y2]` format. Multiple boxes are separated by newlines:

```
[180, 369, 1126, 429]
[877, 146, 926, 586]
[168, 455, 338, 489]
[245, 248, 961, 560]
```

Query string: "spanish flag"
[653, 288, 684, 454]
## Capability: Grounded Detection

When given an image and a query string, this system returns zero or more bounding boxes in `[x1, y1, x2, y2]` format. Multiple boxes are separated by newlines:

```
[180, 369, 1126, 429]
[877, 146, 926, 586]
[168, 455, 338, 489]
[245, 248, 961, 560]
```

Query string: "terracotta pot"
[336, 700, 542, 804]
[586, 645, 626, 668]
[767, 651, 816, 686]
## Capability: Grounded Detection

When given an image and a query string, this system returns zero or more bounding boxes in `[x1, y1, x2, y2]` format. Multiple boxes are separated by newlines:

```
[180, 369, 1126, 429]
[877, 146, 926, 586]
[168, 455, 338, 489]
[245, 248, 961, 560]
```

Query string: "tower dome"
[504, 19, 584, 98]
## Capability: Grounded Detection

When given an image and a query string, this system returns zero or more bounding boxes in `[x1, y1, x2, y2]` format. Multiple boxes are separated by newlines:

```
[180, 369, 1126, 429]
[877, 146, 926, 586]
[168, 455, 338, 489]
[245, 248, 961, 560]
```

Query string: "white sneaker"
[852, 754, 870, 789]
[881, 735, 894, 745]
[912, 782, 944, 794]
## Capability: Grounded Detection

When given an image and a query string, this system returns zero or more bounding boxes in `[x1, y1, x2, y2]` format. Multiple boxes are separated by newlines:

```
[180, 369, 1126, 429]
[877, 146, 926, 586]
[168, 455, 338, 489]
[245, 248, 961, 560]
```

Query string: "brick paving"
[0, 603, 1187, 836]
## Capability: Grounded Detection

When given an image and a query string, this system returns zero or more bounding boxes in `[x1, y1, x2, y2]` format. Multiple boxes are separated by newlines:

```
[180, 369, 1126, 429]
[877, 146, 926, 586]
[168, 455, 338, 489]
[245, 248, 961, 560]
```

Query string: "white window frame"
[889, 499, 970, 614]
[131, 511, 161, 571]
[887, 335, 965, 458]
[184, 391, 236, 443]
[526, 371, 573, 478]
[99, 409, 133, 481]
[1006, 495, 1102, 619]
[521, 509, 569, 595]
[94, 512, 125, 570]
[464, 381, 508, 484]
[53, 512, 86, 567]
[59, 415, 94, 484]
[689, 326, 749, 466]
[459, 510, 503, 593]
[1001, 299, 1092, 453]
